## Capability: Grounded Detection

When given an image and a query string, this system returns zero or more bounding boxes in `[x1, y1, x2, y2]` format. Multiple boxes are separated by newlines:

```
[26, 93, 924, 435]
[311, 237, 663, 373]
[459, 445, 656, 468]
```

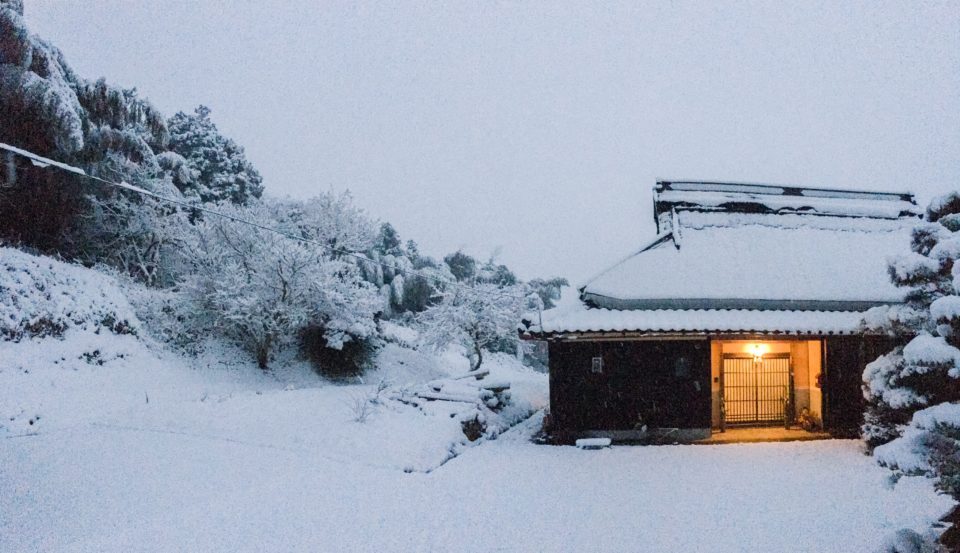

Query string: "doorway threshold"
[696, 426, 833, 444]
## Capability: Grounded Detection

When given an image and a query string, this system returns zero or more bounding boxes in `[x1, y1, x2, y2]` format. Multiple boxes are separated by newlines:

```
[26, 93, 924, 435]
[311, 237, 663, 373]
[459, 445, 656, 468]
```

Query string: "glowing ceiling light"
[750, 343, 767, 362]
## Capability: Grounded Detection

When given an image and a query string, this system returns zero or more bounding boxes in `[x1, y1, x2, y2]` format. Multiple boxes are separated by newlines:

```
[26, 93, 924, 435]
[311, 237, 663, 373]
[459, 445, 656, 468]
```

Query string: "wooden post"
[4, 151, 15, 187]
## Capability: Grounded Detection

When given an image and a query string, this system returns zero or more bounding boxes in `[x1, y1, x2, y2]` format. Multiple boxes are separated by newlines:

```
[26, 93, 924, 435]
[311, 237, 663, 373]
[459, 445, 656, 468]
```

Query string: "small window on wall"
[591, 357, 603, 374]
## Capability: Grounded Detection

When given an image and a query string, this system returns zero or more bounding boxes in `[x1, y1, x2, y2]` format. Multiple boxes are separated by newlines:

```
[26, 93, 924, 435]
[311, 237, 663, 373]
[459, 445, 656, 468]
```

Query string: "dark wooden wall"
[549, 339, 711, 432]
[822, 336, 899, 436]
[548, 335, 900, 436]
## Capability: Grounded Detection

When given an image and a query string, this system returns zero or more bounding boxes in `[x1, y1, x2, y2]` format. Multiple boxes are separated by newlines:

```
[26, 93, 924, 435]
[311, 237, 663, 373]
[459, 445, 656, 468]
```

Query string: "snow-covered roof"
[580, 181, 918, 312]
[523, 302, 868, 336]
[583, 211, 913, 310]
[530, 181, 919, 337]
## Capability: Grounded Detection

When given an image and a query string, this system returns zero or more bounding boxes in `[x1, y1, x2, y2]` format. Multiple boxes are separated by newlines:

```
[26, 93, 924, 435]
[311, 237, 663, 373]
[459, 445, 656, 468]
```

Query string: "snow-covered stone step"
[575, 438, 612, 450]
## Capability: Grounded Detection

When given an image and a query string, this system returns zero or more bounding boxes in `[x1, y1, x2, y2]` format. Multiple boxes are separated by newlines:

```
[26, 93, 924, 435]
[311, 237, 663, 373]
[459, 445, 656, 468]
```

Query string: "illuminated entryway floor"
[696, 427, 832, 444]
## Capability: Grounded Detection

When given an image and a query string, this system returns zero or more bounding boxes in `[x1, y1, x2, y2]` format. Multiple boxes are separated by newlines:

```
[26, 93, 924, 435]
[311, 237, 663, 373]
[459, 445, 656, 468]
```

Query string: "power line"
[0, 142, 530, 302]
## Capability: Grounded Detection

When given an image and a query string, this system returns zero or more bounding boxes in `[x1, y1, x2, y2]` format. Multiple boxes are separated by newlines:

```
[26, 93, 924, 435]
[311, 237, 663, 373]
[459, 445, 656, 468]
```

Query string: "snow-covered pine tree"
[863, 193, 960, 448]
[166, 106, 264, 205]
[865, 193, 960, 544]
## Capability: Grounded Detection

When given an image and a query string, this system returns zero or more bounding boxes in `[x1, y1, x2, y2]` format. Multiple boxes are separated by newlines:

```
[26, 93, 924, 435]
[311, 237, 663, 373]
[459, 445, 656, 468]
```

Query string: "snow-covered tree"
[418, 282, 527, 372]
[373, 223, 402, 256]
[528, 276, 570, 310]
[183, 196, 380, 369]
[863, 193, 960, 448]
[166, 106, 263, 205]
[477, 257, 519, 287]
[443, 250, 477, 282]
[864, 192, 960, 544]
[0, 1, 176, 261]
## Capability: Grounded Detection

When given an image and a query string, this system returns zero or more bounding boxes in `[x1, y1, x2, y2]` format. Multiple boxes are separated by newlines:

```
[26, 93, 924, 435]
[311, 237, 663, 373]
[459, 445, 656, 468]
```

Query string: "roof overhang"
[520, 306, 888, 340]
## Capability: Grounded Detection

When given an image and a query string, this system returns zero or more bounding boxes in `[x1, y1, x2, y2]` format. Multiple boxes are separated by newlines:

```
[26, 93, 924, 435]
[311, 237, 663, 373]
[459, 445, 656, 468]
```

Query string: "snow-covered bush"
[74, 174, 192, 287]
[118, 282, 200, 351]
[0, 247, 139, 340]
[875, 528, 941, 553]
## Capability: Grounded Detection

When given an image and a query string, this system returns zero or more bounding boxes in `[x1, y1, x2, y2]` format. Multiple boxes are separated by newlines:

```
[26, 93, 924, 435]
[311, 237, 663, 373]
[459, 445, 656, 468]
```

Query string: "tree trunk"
[471, 342, 483, 372]
[256, 335, 272, 370]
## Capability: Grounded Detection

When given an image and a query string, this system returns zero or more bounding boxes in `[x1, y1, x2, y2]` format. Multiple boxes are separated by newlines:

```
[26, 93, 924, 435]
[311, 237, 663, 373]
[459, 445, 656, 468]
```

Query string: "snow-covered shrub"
[74, 176, 192, 287]
[300, 324, 379, 378]
[118, 282, 201, 351]
[875, 528, 941, 553]
[0, 247, 139, 340]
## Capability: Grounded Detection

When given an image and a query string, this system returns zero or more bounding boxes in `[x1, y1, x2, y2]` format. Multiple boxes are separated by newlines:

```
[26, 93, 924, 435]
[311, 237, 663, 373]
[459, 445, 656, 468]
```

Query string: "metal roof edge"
[521, 328, 891, 341]
[579, 294, 897, 312]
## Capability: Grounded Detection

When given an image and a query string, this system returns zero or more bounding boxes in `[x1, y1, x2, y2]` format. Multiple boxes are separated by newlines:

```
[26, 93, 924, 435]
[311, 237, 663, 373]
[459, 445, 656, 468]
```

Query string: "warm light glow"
[750, 343, 768, 362]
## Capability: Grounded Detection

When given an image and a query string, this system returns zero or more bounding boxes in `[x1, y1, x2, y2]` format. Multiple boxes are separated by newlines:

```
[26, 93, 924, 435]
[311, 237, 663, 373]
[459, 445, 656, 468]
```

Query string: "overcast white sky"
[26, 1, 960, 283]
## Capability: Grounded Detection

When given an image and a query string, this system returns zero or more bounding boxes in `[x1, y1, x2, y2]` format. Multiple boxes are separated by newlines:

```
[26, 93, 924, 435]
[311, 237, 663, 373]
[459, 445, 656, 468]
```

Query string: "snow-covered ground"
[0, 250, 953, 552]
[1, 330, 952, 552]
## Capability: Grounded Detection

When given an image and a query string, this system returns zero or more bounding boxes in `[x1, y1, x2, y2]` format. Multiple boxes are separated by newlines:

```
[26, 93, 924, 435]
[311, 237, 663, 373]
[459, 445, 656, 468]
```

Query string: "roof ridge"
[656, 179, 915, 200]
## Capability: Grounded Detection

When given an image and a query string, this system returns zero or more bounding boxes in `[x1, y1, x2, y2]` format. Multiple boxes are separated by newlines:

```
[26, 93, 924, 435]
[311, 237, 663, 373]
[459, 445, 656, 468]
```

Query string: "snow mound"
[0, 247, 140, 340]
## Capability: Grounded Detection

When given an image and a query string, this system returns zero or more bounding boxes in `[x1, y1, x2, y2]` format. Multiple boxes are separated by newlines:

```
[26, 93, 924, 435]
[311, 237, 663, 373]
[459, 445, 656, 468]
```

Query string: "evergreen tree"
[528, 277, 570, 310]
[444, 250, 477, 281]
[863, 194, 960, 448]
[865, 193, 960, 545]
[166, 105, 263, 205]
[0, 0, 174, 260]
[374, 223, 402, 256]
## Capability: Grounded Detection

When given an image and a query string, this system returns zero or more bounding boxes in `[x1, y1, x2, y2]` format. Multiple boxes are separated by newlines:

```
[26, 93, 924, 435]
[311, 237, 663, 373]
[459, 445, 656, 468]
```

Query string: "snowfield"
[0, 249, 953, 552]
[1, 331, 953, 552]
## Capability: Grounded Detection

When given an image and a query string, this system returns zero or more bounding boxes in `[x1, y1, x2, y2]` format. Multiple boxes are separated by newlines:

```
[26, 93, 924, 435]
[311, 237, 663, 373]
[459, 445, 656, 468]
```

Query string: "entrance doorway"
[721, 353, 793, 427]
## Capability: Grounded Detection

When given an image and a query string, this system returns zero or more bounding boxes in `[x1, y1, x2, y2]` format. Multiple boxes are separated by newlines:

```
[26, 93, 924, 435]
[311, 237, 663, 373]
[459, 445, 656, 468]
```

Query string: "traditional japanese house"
[521, 181, 920, 441]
